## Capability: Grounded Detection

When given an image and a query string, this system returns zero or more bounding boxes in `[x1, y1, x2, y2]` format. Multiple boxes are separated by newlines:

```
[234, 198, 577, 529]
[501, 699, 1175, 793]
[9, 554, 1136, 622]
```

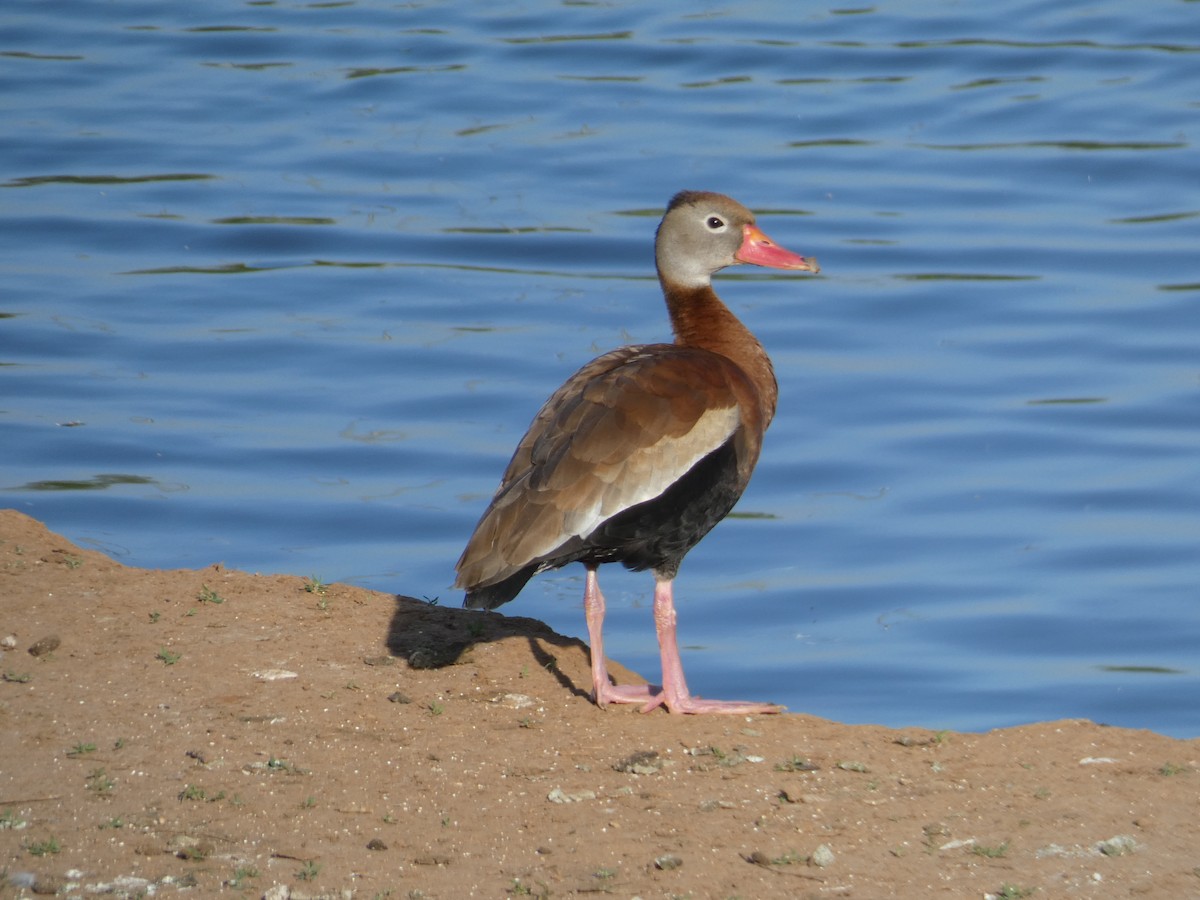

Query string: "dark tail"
[462, 565, 537, 611]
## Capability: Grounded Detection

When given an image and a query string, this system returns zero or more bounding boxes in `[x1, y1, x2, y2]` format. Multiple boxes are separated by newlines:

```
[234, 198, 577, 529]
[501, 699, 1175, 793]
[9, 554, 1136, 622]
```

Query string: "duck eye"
[705, 216, 725, 230]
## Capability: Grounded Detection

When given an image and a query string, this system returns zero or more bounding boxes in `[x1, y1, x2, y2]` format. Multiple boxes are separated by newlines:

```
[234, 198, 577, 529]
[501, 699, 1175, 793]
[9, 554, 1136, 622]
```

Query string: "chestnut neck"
[661, 279, 778, 426]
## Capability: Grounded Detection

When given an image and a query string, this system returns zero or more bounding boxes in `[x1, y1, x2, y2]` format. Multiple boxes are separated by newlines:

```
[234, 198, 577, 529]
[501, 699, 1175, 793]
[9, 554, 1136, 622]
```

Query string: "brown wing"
[454, 344, 763, 593]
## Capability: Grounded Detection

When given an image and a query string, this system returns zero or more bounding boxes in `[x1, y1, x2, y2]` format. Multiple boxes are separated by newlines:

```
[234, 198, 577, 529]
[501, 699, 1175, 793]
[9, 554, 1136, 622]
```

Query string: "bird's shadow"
[385, 593, 593, 701]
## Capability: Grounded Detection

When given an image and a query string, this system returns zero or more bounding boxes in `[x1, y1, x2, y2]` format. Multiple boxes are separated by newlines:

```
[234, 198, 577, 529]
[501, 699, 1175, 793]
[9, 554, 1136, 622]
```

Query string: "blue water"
[3, 1, 1198, 737]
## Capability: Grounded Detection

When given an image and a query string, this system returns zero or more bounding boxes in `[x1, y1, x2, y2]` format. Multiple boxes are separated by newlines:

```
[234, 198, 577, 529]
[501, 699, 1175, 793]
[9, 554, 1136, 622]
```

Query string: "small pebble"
[547, 787, 596, 804]
[614, 750, 662, 775]
[27, 634, 60, 657]
[810, 844, 835, 868]
[1097, 835, 1137, 857]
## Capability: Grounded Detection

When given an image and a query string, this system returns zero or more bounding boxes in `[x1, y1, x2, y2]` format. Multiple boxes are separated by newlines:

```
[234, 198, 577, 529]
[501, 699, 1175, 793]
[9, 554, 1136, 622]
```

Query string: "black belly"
[576, 438, 744, 579]
[463, 439, 744, 610]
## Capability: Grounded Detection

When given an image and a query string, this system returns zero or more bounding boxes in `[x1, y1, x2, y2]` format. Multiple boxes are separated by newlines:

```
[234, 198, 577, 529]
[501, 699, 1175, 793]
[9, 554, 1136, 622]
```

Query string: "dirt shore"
[1, 509, 1197, 898]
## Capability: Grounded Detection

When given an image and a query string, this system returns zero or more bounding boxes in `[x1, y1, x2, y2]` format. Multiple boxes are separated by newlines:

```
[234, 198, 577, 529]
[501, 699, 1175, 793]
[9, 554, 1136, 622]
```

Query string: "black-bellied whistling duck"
[455, 190, 819, 714]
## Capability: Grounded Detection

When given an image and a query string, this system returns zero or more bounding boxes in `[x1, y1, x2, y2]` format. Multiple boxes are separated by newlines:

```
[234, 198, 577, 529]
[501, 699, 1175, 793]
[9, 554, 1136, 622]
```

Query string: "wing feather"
[455, 344, 755, 591]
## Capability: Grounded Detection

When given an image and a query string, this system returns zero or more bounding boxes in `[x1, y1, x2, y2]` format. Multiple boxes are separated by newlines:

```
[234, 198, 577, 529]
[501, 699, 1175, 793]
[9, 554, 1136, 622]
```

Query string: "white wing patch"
[556, 403, 740, 546]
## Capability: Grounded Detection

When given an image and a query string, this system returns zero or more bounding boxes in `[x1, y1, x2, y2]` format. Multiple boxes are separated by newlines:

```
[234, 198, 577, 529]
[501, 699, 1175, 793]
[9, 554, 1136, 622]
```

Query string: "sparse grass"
[156, 647, 181, 665]
[67, 741, 97, 758]
[770, 849, 806, 866]
[304, 576, 328, 595]
[179, 784, 204, 801]
[86, 768, 115, 795]
[197, 584, 225, 604]
[27, 837, 61, 857]
[301, 795, 317, 809]
[148, 611, 161, 623]
[178, 784, 212, 801]
[428, 701, 444, 716]
[63, 554, 82, 569]
[1159, 762, 1188, 776]
[996, 884, 1035, 899]
[0, 808, 28, 830]
[266, 755, 295, 773]
[774, 755, 816, 772]
[296, 859, 321, 881]
[2, 671, 31, 684]
[973, 841, 1010, 859]
[178, 843, 208, 861]
[228, 865, 258, 888]
[100, 817, 124, 829]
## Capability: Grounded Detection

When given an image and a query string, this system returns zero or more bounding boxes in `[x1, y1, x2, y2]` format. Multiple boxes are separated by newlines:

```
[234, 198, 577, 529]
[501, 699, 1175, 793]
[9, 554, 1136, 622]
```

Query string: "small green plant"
[178, 784, 207, 801]
[100, 817, 124, 829]
[296, 859, 321, 881]
[229, 865, 258, 888]
[157, 647, 181, 665]
[973, 841, 1010, 859]
[27, 837, 61, 857]
[996, 884, 1035, 899]
[2, 671, 31, 684]
[148, 610, 161, 623]
[423, 595, 439, 606]
[266, 755, 292, 772]
[428, 701, 444, 716]
[178, 843, 208, 861]
[67, 741, 97, 758]
[197, 584, 225, 604]
[774, 755, 816, 772]
[301, 795, 317, 809]
[86, 768, 115, 795]
[63, 555, 82, 569]
[769, 850, 806, 866]
[1159, 762, 1188, 776]
[0, 808, 28, 830]
[304, 576, 328, 595]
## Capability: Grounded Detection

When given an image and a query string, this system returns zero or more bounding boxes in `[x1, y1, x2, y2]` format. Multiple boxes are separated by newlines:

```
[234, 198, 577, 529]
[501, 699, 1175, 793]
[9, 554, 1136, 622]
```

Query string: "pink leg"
[645, 576, 784, 715]
[583, 565, 659, 708]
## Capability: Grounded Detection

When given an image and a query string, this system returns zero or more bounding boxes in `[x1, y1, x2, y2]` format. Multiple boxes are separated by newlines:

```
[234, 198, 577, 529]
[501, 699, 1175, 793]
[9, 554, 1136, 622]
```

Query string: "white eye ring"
[705, 215, 726, 231]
